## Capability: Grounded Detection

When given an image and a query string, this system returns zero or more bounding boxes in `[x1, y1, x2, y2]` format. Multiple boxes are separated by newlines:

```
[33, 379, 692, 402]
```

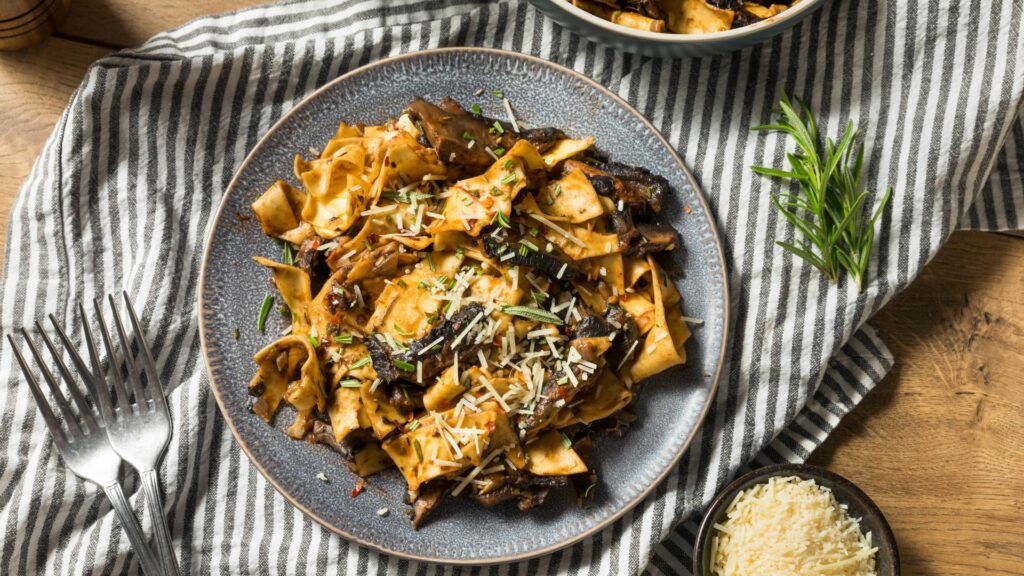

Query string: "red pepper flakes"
[683, 206, 693, 214]
[351, 480, 365, 498]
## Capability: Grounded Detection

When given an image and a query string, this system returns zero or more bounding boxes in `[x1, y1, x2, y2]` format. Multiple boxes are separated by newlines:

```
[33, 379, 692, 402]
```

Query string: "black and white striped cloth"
[1, 1, 1021, 573]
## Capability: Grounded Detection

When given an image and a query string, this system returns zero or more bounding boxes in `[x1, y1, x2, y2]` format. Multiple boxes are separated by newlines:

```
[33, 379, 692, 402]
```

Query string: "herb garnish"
[501, 305, 563, 325]
[257, 295, 273, 331]
[492, 210, 511, 229]
[752, 91, 892, 290]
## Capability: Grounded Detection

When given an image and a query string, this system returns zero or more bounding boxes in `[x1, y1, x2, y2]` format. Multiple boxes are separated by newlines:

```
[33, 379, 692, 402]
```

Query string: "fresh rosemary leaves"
[752, 92, 892, 291]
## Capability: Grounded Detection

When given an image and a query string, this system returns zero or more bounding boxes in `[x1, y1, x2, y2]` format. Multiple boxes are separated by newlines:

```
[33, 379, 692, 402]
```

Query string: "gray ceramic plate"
[198, 47, 728, 564]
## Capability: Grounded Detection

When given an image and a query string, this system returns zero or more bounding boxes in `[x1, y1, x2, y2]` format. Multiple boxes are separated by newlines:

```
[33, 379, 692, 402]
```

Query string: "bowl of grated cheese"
[693, 464, 899, 576]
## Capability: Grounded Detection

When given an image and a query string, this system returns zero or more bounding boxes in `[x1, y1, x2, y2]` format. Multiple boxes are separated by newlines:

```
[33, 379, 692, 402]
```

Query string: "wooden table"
[1, 2, 1021, 573]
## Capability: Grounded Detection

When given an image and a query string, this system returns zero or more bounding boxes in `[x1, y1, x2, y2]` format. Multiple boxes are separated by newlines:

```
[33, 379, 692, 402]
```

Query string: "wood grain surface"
[0, 1, 1021, 573]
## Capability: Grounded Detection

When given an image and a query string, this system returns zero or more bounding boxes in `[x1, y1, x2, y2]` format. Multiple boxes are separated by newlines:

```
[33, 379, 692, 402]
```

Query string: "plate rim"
[197, 46, 730, 565]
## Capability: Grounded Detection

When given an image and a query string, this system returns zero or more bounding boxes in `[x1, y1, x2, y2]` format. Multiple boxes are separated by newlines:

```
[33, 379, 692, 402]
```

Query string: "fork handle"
[141, 468, 181, 576]
[103, 482, 163, 576]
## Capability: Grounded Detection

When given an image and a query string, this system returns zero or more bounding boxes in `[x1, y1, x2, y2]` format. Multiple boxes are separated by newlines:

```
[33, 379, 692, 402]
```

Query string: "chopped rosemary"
[333, 333, 353, 345]
[257, 295, 273, 331]
[308, 335, 320, 348]
[426, 252, 436, 271]
[351, 357, 371, 369]
[493, 147, 505, 156]
[413, 439, 424, 462]
[393, 323, 408, 336]
[338, 379, 361, 388]
[489, 89, 504, 99]
[282, 242, 293, 265]
[500, 173, 516, 185]
[519, 238, 538, 252]
[394, 358, 415, 372]
[462, 131, 475, 142]
[233, 327, 240, 340]
[491, 210, 511, 228]
[492, 121, 504, 135]
[752, 91, 892, 290]
[560, 432, 572, 449]
[531, 289, 547, 306]
[501, 305, 563, 325]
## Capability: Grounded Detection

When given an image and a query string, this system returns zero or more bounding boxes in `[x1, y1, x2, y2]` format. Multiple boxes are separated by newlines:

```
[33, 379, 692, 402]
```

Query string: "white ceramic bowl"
[527, 0, 828, 58]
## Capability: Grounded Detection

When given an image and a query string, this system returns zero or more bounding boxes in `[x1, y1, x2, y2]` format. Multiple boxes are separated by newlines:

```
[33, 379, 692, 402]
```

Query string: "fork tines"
[91, 294, 168, 418]
[8, 293, 165, 431]
[8, 326, 96, 444]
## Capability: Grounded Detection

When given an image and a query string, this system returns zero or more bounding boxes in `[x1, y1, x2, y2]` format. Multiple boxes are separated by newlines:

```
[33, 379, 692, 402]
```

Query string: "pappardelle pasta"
[247, 96, 691, 527]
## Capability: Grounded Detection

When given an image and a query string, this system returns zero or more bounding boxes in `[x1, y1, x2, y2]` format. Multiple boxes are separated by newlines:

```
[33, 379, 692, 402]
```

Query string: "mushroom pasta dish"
[246, 95, 692, 527]
[568, 0, 797, 34]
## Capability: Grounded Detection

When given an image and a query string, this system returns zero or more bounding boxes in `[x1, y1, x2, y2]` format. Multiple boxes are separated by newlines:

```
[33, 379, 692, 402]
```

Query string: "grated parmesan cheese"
[711, 476, 877, 576]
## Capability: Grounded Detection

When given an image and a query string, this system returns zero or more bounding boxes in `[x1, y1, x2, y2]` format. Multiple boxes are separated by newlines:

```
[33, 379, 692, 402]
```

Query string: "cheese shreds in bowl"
[711, 476, 878, 576]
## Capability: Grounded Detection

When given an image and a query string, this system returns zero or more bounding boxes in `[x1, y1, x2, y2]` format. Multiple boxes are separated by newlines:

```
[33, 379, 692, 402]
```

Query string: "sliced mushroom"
[623, 0, 666, 19]
[408, 97, 496, 174]
[410, 481, 450, 529]
[626, 223, 680, 256]
[585, 160, 671, 214]
[388, 302, 487, 384]
[605, 304, 640, 370]
[482, 235, 584, 281]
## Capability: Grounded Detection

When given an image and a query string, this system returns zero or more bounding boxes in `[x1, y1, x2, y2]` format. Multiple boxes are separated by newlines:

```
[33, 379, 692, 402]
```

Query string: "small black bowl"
[693, 464, 900, 576]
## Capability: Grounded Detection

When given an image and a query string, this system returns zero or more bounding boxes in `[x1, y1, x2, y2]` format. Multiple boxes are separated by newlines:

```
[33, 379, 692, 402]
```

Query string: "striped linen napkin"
[1, 1, 1021, 574]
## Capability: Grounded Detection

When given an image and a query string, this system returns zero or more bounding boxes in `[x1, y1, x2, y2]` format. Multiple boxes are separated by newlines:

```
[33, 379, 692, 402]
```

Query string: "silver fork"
[7, 326, 162, 576]
[84, 293, 180, 576]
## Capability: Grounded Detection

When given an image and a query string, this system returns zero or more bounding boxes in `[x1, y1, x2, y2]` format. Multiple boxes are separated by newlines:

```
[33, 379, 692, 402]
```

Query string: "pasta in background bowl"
[527, 0, 829, 57]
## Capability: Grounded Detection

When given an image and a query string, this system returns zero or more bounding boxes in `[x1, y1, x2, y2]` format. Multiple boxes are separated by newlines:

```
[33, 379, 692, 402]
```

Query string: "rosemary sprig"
[751, 91, 892, 291]
[501, 305, 563, 325]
